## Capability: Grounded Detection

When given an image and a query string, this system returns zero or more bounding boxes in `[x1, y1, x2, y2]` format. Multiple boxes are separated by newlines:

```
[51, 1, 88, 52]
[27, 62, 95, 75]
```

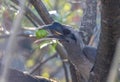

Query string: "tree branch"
[29, 0, 54, 24]
[11, 0, 44, 26]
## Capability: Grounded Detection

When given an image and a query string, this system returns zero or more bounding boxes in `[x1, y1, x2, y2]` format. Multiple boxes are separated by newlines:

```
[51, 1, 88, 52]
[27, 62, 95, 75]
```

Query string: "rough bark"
[88, 0, 120, 82]
[80, 0, 97, 44]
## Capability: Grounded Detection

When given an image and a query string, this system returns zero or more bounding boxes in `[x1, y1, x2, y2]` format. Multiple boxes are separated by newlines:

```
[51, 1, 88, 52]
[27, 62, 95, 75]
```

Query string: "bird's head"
[38, 22, 77, 43]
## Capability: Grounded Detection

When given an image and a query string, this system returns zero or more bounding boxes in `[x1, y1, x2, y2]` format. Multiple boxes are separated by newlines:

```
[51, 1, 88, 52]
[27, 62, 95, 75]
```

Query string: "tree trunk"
[80, 0, 97, 44]
[89, 0, 120, 82]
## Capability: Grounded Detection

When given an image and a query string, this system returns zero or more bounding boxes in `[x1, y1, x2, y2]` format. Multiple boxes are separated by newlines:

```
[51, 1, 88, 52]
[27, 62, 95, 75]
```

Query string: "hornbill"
[38, 22, 97, 63]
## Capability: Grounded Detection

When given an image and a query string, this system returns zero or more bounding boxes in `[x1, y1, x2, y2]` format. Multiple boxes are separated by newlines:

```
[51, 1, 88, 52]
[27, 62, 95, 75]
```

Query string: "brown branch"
[62, 60, 69, 82]
[29, 0, 54, 24]
[11, 0, 44, 26]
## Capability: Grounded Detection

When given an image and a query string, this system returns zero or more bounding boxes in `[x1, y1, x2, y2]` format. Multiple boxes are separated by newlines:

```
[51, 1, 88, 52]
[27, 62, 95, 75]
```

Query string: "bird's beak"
[37, 25, 49, 30]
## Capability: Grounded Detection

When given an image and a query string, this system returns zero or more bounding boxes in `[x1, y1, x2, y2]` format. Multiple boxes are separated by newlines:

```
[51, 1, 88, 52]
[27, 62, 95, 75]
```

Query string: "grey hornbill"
[38, 22, 96, 82]
[38, 22, 97, 63]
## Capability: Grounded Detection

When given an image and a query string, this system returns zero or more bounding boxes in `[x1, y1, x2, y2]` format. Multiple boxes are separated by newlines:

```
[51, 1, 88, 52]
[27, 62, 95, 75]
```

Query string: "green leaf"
[48, 42, 57, 54]
[35, 29, 48, 39]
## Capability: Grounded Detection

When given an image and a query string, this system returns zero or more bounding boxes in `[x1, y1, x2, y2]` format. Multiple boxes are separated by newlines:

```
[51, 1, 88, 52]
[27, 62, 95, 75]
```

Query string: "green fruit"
[35, 29, 48, 38]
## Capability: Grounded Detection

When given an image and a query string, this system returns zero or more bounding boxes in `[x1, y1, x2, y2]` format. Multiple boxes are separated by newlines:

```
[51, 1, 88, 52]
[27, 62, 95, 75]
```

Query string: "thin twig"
[10, 4, 38, 27]
[29, 54, 57, 74]
[62, 60, 69, 82]
[0, 33, 36, 39]
[11, 0, 44, 26]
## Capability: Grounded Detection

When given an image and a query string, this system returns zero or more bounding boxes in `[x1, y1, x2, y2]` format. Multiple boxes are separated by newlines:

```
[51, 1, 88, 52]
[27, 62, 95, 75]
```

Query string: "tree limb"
[11, 0, 44, 26]
[88, 0, 120, 82]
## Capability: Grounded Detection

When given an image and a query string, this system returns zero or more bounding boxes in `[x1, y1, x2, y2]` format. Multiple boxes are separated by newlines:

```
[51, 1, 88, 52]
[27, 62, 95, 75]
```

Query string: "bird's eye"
[63, 29, 71, 35]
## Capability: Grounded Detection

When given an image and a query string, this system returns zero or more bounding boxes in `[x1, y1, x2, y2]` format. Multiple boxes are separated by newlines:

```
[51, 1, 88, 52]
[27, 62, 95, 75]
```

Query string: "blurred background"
[0, 0, 101, 82]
